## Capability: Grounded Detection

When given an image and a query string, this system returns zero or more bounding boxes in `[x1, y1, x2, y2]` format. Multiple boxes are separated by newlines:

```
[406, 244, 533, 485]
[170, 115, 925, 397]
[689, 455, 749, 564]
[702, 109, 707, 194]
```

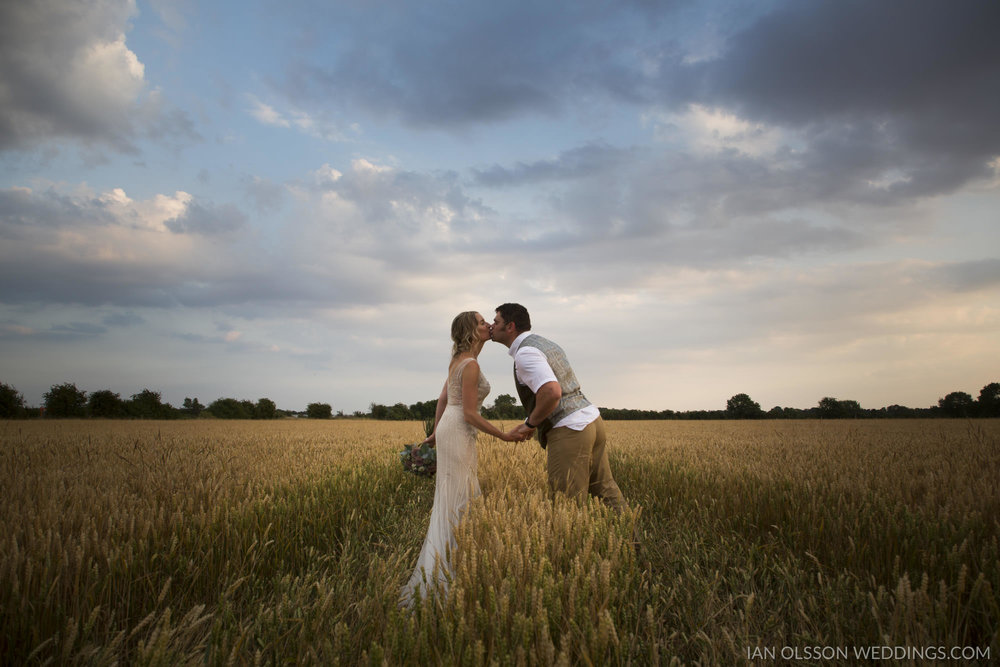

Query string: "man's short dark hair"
[495, 303, 531, 332]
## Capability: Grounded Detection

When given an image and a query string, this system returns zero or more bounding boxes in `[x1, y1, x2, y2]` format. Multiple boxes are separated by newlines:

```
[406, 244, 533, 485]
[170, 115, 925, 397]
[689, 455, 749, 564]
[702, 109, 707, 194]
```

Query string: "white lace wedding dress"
[401, 357, 488, 606]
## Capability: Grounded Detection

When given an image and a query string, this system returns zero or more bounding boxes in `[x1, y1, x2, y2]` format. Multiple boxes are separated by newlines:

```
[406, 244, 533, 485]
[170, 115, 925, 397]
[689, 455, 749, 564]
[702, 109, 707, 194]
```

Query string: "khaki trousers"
[545, 417, 626, 511]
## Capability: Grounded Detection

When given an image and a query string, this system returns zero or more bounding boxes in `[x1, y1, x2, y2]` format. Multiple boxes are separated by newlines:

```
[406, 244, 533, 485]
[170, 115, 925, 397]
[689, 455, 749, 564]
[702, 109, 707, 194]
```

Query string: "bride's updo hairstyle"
[451, 311, 480, 357]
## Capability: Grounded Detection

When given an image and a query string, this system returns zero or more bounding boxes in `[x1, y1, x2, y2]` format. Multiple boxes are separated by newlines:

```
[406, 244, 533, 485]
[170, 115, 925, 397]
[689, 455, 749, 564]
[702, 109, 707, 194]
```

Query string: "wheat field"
[1, 419, 997, 665]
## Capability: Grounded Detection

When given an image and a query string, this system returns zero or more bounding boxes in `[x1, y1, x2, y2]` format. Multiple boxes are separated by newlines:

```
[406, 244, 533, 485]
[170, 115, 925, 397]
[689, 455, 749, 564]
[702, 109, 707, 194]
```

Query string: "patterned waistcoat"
[514, 334, 592, 448]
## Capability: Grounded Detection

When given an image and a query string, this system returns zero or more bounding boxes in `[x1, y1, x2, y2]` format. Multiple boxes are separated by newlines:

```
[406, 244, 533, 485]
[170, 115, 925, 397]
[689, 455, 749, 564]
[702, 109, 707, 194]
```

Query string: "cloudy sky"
[2, 0, 998, 414]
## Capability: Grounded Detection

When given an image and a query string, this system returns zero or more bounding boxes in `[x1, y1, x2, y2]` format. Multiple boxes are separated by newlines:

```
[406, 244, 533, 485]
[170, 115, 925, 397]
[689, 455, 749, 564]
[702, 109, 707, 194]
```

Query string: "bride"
[400, 311, 524, 607]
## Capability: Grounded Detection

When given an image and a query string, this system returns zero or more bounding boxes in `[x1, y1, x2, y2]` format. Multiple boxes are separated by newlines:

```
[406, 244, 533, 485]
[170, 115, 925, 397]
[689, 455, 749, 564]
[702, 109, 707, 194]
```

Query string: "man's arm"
[527, 380, 561, 425]
[512, 380, 562, 439]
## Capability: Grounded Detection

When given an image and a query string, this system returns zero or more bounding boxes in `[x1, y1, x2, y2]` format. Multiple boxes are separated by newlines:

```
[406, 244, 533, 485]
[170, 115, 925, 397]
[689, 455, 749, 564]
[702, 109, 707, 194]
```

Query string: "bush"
[208, 398, 254, 419]
[44, 382, 87, 418]
[0, 382, 26, 419]
[306, 402, 332, 419]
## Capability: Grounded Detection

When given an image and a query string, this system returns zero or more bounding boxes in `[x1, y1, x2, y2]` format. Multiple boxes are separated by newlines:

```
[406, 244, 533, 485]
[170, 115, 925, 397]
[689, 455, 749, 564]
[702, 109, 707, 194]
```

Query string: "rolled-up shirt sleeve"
[514, 347, 558, 392]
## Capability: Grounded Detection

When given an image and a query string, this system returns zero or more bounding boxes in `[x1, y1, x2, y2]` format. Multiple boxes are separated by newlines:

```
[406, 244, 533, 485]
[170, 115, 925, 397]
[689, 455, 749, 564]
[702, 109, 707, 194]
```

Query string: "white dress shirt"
[509, 332, 599, 430]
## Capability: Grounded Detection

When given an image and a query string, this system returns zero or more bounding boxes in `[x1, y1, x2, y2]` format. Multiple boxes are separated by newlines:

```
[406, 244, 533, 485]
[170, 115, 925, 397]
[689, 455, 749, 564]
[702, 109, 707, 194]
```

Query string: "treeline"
[2, 380, 998, 421]
[598, 386, 1000, 420]
[0, 381, 338, 420]
[367, 394, 526, 422]
[376, 384, 1000, 421]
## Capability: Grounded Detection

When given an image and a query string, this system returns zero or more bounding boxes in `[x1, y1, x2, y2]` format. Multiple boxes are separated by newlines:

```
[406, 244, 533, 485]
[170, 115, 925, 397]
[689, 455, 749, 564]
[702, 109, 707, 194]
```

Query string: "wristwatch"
[524, 417, 538, 429]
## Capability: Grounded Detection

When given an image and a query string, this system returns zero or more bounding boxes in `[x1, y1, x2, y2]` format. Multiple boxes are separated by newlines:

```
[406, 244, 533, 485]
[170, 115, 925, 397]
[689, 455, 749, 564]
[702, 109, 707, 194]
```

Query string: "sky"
[1, 0, 998, 414]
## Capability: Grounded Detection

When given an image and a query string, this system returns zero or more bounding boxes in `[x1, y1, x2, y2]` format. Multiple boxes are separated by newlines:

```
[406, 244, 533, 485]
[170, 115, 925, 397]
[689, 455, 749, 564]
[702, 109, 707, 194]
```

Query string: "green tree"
[977, 382, 1000, 417]
[884, 404, 917, 418]
[726, 393, 763, 419]
[817, 397, 862, 419]
[408, 400, 438, 420]
[369, 403, 388, 419]
[486, 393, 524, 419]
[387, 403, 413, 420]
[182, 397, 205, 418]
[838, 399, 863, 418]
[938, 391, 974, 418]
[126, 389, 174, 419]
[208, 398, 253, 419]
[254, 398, 277, 419]
[817, 397, 840, 418]
[44, 382, 87, 418]
[88, 389, 125, 418]
[0, 382, 26, 419]
[307, 402, 333, 419]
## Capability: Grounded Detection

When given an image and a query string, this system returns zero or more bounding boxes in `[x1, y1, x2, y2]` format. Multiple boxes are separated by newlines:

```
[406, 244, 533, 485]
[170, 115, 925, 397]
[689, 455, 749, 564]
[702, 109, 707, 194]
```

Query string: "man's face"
[491, 312, 515, 346]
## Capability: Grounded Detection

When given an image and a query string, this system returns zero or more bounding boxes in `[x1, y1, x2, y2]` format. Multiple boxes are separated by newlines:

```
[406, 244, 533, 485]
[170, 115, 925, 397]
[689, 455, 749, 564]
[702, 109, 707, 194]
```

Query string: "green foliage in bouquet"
[399, 442, 436, 477]
[400, 419, 437, 477]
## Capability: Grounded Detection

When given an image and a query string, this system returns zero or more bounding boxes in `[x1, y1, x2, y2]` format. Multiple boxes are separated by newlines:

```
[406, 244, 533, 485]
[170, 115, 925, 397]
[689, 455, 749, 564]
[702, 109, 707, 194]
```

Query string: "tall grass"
[1, 419, 997, 664]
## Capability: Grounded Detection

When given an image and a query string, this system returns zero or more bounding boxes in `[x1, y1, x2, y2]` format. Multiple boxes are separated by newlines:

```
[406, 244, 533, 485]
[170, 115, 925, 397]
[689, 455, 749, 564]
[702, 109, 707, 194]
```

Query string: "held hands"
[504, 422, 535, 442]
[500, 428, 528, 442]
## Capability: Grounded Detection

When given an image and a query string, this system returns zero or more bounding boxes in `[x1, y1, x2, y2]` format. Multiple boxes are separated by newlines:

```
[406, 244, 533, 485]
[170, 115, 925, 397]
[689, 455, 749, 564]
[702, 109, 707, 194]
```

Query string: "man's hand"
[510, 422, 535, 441]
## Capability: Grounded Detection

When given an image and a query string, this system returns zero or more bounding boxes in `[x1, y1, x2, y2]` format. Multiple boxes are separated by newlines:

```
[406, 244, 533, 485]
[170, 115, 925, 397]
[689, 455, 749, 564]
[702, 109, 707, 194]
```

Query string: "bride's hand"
[422, 433, 436, 447]
[502, 429, 525, 442]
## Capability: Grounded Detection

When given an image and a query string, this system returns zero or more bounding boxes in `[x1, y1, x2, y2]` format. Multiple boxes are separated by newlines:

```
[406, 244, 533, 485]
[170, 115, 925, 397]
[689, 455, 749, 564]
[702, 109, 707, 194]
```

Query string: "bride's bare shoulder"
[448, 355, 478, 375]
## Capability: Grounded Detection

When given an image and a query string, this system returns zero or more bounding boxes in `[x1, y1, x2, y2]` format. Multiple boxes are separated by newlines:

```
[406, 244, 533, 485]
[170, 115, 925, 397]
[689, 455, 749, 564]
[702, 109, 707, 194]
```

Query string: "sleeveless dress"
[401, 357, 489, 606]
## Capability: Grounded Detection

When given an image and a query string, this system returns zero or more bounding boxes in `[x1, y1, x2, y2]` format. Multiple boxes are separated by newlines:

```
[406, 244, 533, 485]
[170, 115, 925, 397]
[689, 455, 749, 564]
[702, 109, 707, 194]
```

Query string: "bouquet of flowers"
[399, 418, 437, 477]
[399, 441, 436, 477]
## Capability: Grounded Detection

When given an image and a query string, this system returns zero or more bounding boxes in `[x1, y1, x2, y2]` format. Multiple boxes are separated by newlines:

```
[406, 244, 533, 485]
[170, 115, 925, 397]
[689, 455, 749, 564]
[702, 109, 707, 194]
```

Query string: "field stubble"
[1, 419, 997, 664]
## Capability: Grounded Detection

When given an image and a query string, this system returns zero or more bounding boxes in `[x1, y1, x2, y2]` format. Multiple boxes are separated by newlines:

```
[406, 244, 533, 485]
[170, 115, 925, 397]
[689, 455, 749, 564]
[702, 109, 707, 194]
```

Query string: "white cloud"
[313, 164, 343, 184]
[70, 33, 146, 110]
[352, 158, 392, 175]
[248, 96, 290, 127]
[0, 183, 263, 307]
[245, 95, 354, 141]
[0, 0, 189, 151]
[97, 187, 193, 232]
[645, 104, 791, 158]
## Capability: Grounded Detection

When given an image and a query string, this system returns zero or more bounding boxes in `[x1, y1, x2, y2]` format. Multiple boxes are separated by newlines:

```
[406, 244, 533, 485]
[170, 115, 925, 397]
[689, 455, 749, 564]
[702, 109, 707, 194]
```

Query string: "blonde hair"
[451, 311, 480, 357]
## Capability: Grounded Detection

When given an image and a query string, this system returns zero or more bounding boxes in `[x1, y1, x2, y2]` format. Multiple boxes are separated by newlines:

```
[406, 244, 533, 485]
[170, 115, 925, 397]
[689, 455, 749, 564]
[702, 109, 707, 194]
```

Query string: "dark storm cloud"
[279, 0, 662, 127]
[471, 143, 635, 187]
[0, 320, 107, 342]
[469, 141, 878, 263]
[286, 2, 999, 136]
[684, 2, 1000, 127]
[0, 187, 115, 234]
[284, 0, 998, 207]
[0, 246, 337, 310]
[103, 311, 145, 327]
[668, 1, 1000, 198]
[49, 322, 107, 338]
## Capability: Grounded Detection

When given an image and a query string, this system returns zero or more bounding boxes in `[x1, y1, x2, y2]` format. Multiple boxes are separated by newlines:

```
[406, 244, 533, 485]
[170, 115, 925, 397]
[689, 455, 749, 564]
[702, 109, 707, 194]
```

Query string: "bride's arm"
[422, 382, 447, 445]
[461, 361, 517, 441]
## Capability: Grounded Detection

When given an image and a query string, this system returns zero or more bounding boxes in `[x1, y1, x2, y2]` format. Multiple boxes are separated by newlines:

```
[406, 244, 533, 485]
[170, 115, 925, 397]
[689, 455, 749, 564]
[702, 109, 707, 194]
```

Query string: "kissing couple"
[401, 303, 627, 607]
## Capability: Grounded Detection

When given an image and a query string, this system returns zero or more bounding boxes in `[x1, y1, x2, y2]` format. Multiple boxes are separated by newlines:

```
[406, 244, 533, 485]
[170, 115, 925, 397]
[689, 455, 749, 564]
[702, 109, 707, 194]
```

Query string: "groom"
[490, 303, 626, 511]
